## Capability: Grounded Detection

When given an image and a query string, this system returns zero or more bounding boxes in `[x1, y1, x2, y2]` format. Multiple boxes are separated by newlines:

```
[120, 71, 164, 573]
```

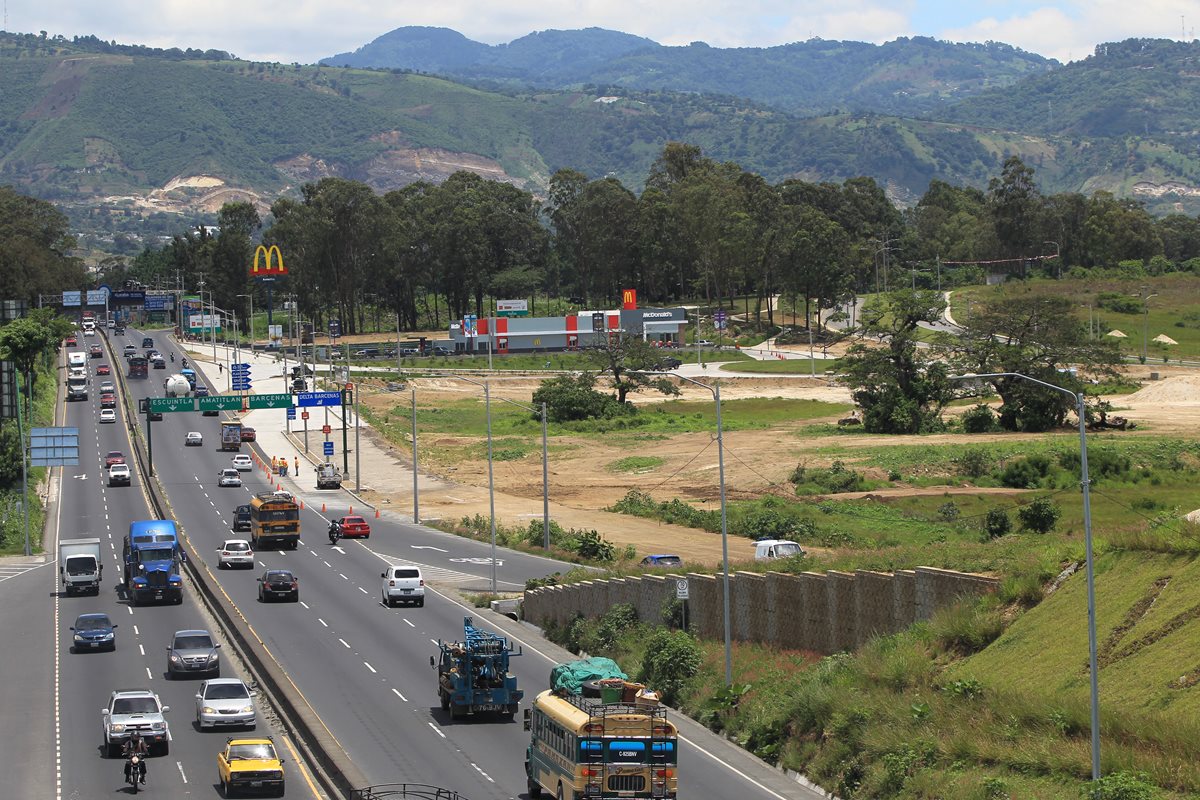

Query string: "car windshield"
[650, 556, 682, 565]
[222, 470, 238, 477]
[774, 543, 803, 557]
[265, 571, 294, 582]
[110, 465, 128, 473]
[74, 615, 110, 630]
[137, 547, 174, 563]
[107, 452, 122, 459]
[66, 558, 96, 575]
[205, 683, 249, 700]
[112, 697, 158, 715]
[228, 744, 275, 761]
[174, 635, 213, 650]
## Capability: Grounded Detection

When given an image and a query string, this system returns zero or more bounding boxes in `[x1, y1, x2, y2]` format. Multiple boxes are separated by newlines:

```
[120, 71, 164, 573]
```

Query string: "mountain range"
[0, 29, 1197, 258]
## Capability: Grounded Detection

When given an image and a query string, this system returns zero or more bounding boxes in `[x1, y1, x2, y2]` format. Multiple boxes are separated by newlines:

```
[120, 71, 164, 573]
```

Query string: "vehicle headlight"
[207, 653, 219, 662]
[101, 633, 114, 640]
[169, 654, 180, 663]
[151, 721, 164, 731]
[202, 706, 217, 715]
[109, 723, 125, 733]
[73, 634, 84, 641]
[240, 706, 254, 714]
[169, 577, 181, 585]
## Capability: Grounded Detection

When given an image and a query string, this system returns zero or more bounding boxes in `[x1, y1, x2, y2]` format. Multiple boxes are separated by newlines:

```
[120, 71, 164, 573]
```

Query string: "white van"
[67, 352, 87, 369]
[753, 539, 805, 561]
[381, 565, 425, 607]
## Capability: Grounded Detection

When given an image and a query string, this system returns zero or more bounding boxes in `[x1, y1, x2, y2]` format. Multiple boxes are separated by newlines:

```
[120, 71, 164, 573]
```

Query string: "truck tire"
[439, 690, 449, 711]
[527, 776, 542, 798]
[504, 704, 518, 719]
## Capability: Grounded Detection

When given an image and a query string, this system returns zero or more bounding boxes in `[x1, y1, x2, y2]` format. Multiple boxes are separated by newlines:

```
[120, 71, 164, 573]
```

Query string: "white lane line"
[357, 587, 367, 595]
[109, 541, 115, 549]
[278, 550, 286, 557]
[317, 618, 328, 627]
[471, 763, 495, 783]
[176, 761, 188, 784]
[323, 561, 332, 568]
[55, 562, 61, 800]
[259, 561, 267, 567]
[139, 644, 145, 656]
[133, 625, 139, 635]
[145, 666, 153, 680]
[299, 601, 309, 609]
[427, 722, 446, 739]
[403, 619, 415, 628]
[363, 661, 376, 674]
[430, 638, 438, 646]
[338, 638, 350, 649]
[391, 688, 407, 702]
[309, 550, 318, 557]
[127, 606, 134, 615]
[339, 573, 348, 580]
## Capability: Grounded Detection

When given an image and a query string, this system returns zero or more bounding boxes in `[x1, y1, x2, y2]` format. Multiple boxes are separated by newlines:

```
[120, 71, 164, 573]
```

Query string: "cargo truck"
[433, 616, 523, 720]
[122, 520, 184, 605]
[59, 538, 102, 595]
[315, 462, 342, 490]
[220, 421, 243, 451]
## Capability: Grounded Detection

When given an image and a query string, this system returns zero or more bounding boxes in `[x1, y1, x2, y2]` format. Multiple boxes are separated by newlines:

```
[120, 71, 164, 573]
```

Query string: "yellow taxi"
[217, 736, 285, 797]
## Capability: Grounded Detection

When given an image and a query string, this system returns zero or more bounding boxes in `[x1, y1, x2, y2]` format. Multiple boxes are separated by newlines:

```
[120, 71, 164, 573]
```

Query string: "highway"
[38, 325, 812, 800]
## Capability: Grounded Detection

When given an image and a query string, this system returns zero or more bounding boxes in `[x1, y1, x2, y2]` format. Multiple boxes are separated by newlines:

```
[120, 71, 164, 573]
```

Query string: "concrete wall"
[523, 566, 999, 655]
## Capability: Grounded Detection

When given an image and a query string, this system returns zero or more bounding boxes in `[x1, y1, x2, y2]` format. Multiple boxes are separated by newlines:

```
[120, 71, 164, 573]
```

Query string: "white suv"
[216, 539, 254, 569]
[101, 689, 170, 757]
[108, 464, 131, 487]
[381, 565, 425, 608]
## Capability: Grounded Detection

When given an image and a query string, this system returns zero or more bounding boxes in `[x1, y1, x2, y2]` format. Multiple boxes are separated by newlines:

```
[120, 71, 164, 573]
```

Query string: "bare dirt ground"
[357, 371, 1200, 568]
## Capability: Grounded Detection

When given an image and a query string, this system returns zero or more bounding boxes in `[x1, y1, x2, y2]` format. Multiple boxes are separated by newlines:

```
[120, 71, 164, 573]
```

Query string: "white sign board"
[675, 579, 689, 600]
[268, 324, 283, 341]
[496, 299, 528, 313]
[188, 314, 222, 331]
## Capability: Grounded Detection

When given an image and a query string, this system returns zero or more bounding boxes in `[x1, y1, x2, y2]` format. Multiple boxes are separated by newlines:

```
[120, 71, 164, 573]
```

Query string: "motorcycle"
[125, 754, 145, 793]
[328, 523, 341, 545]
[169, 353, 175, 363]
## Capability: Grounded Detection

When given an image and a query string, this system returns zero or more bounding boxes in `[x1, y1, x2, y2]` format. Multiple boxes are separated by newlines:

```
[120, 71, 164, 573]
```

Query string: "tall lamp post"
[1138, 286, 1158, 362]
[639, 371, 732, 686]
[952, 371, 1100, 781]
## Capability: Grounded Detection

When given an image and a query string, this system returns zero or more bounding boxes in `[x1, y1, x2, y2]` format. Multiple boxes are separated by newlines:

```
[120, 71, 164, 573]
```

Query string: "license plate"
[475, 704, 501, 712]
[153, 592, 163, 599]
[250, 781, 263, 787]
[90, 642, 100, 648]
[401, 589, 412, 593]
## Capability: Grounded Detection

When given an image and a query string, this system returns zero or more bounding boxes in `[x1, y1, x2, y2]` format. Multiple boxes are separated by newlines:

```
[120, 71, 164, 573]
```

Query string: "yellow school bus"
[249, 490, 300, 550]
[524, 688, 678, 799]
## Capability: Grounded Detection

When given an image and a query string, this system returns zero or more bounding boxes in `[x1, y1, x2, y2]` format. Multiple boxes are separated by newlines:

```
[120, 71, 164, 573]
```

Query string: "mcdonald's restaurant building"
[448, 307, 688, 353]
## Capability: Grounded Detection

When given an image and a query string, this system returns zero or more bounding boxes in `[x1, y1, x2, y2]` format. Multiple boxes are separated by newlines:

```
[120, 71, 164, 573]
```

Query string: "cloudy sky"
[5, 0, 1195, 64]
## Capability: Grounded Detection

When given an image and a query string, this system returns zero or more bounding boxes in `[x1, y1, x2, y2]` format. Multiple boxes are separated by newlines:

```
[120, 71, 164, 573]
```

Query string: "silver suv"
[166, 629, 221, 678]
[101, 689, 170, 757]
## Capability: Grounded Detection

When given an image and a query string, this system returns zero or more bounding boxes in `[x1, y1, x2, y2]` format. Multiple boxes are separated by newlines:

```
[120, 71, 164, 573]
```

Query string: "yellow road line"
[281, 733, 323, 799]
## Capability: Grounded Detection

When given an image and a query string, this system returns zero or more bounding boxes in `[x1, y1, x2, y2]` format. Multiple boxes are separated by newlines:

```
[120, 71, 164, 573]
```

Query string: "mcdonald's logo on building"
[621, 288, 637, 310]
[251, 245, 287, 280]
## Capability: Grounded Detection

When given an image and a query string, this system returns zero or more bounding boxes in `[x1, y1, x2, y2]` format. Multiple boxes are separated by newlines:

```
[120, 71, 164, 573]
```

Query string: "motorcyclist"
[328, 520, 341, 545]
[181, 357, 188, 368]
[170, 352, 175, 363]
[123, 731, 148, 784]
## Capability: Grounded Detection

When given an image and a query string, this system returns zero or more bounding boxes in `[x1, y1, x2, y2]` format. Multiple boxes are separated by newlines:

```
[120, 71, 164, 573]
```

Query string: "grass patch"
[719, 358, 841, 374]
[607, 456, 664, 473]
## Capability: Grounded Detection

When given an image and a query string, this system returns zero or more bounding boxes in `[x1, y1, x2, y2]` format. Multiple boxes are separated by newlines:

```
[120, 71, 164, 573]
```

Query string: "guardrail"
[350, 784, 471, 800]
[104, 329, 367, 799]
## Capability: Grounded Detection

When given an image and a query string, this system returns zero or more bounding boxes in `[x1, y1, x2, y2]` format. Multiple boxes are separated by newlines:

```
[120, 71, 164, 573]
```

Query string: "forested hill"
[323, 28, 1055, 117]
[944, 38, 1200, 137]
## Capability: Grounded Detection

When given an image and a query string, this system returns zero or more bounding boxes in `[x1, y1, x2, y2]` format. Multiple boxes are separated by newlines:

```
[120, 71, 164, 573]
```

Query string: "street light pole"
[952, 371, 1100, 781]
[411, 386, 419, 525]
[540, 402, 550, 550]
[484, 379, 496, 592]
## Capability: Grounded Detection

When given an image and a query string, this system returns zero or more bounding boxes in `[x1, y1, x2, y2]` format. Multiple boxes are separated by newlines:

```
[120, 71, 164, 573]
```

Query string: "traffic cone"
[375, 508, 380, 519]
[300, 501, 304, 510]
[321, 503, 326, 513]
[349, 505, 353, 515]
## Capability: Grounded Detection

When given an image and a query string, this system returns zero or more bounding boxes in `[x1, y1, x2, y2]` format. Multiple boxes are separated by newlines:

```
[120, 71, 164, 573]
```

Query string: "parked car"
[640, 554, 684, 567]
[257, 569, 299, 602]
[101, 689, 170, 757]
[753, 539, 805, 560]
[166, 629, 221, 679]
[99, 409, 117, 424]
[218, 468, 242, 488]
[381, 565, 425, 607]
[96, 364, 111, 376]
[108, 464, 131, 487]
[70, 612, 117, 652]
[232, 504, 252, 532]
[650, 357, 682, 371]
[332, 515, 370, 539]
[185, 431, 203, 447]
[216, 539, 254, 570]
[354, 347, 380, 357]
[104, 451, 125, 467]
[195, 678, 257, 730]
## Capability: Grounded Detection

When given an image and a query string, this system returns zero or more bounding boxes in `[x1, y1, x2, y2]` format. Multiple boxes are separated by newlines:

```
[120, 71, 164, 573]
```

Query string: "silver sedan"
[194, 678, 257, 729]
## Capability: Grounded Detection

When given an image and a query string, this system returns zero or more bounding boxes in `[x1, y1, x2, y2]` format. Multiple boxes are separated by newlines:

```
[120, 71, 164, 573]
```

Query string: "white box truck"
[59, 537, 102, 595]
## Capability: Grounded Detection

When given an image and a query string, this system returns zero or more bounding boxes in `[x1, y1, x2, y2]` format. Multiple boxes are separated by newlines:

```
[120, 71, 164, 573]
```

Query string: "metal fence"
[350, 785, 469, 800]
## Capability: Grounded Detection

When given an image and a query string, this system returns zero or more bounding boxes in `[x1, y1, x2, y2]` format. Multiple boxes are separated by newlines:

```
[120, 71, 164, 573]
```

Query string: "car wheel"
[417, 599, 425, 608]
[105, 740, 118, 758]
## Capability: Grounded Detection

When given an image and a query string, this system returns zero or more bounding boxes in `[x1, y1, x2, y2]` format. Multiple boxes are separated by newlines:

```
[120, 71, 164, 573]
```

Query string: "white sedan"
[185, 431, 203, 447]
[216, 539, 254, 569]
[217, 468, 242, 488]
[231, 454, 253, 472]
[195, 678, 257, 730]
[99, 409, 117, 424]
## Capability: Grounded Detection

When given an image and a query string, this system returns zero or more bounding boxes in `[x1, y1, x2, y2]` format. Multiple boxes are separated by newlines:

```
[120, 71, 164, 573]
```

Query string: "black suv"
[232, 504, 252, 532]
[651, 357, 682, 371]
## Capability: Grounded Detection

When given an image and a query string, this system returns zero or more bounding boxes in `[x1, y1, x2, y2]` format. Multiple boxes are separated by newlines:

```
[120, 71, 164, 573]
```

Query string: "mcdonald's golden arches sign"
[621, 288, 637, 310]
[251, 245, 287, 279]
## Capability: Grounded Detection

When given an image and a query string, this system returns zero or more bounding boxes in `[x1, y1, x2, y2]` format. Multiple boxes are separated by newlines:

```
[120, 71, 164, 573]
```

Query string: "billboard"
[86, 289, 107, 306]
[188, 314, 222, 332]
[144, 293, 171, 311]
[622, 288, 637, 310]
[495, 299, 528, 317]
[251, 245, 287, 280]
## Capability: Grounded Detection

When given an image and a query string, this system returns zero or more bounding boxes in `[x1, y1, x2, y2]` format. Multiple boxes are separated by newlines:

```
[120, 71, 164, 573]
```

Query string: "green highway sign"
[247, 393, 294, 410]
[147, 397, 195, 413]
[197, 395, 244, 412]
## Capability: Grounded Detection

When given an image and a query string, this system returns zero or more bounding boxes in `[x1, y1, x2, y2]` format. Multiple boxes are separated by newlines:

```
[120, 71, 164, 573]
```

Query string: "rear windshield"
[174, 635, 214, 650]
[265, 571, 294, 582]
[393, 569, 420, 579]
[224, 542, 249, 551]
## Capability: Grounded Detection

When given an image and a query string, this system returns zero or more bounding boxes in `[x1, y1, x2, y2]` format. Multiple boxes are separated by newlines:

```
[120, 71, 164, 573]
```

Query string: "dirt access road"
[354, 369, 1200, 569]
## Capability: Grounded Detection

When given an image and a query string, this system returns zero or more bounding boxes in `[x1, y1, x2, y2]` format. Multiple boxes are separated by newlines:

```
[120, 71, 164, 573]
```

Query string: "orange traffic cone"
[300, 501, 304, 510]
[349, 506, 353, 515]
[321, 503, 326, 513]
[375, 508, 380, 519]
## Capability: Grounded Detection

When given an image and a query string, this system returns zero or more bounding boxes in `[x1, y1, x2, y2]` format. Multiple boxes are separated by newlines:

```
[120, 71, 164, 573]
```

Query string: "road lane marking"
[299, 601, 309, 609]
[176, 761, 188, 784]
[139, 644, 145, 656]
[133, 625, 139, 635]
[145, 666, 153, 680]
[127, 606, 134, 615]
[471, 763, 494, 783]
[364, 661, 376, 673]
[391, 688, 407, 702]
[430, 639, 438, 645]
[427, 722, 445, 739]
[259, 561, 267, 567]
[318, 618, 327, 627]
[403, 619, 415, 628]
[338, 638, 350, 649]
[357, 587, 367, 595]
[309, 550, 318, 557]
[279, 734, 322, 800]
[339, 573, 348, 580]
[323, 561, 331, 568]
[55, 563, 62, 800]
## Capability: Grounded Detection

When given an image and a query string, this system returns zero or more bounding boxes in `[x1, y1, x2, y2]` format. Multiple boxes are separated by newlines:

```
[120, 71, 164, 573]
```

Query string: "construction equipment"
[432, 617, 523, 720]
[315, 462, 342, 490]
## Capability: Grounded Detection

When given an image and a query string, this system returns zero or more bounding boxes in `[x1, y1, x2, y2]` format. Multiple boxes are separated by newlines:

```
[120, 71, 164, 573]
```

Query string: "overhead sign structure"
[144, 293, 171, 312]
[296, 391, 342, 408]
[247, 393, 292, 410]
[251, 244, 287, 281]
[62, 291, 82, 307]
[323, 441, 334, 456]
[86, 289, 108, 306]
[111, 290, 145, 305]
[146, 397, 195, 413]
[30, 427, 80, 467]
[197, 396, 243, 412]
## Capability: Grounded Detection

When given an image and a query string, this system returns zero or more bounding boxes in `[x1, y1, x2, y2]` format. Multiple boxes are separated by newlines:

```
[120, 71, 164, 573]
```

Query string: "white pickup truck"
[59, 537, 102, 595]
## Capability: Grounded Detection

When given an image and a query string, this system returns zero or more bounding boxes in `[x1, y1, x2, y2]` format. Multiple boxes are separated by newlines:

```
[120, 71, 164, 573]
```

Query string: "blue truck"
[122, 520, 184, 605]
[433, 617, 523, 720]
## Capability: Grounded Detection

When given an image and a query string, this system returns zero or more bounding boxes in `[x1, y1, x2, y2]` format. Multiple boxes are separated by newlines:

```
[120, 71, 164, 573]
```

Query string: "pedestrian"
[271, 456, 278, 473]
[218, 362, 223, 374]
[294, 457, 300, 475]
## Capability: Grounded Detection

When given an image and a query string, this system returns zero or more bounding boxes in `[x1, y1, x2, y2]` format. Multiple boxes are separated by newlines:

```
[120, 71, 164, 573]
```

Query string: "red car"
[65, 336, 77, 347]
[104, 451, 125, 467]
[96, 364, 111, 376]
[100, 393, 116, 409]
[334, 516, 370, 539]
[239, 427, 256, 442]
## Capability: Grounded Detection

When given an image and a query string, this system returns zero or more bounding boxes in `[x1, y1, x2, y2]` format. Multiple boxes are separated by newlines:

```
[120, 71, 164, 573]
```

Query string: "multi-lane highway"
[12, 325, 811, 800]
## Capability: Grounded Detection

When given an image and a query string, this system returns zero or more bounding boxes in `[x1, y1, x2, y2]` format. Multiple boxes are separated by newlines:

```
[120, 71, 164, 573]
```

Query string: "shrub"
[594, 603, 639, 650]
[984, 508, 1012, 539]
[1057, 448, 1132, 482]
[1097, 291, 1144, 315]
[792, 460, 866, 494]
[956, 447, 993, 478]
[961, 404, 998, 433]
[1018, 497, 1062, 534]
[938, 502, 960, 521]
[639, 629, 703, 705]
[1082, 771, 1160, 800]
[981, 776, 1010, 799]
[999, 454, 1054, 488]
[572, 529, 616, 562]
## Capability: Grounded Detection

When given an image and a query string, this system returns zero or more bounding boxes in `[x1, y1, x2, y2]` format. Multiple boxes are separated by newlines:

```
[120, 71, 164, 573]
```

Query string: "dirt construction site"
[345, 365, 1200, 569]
